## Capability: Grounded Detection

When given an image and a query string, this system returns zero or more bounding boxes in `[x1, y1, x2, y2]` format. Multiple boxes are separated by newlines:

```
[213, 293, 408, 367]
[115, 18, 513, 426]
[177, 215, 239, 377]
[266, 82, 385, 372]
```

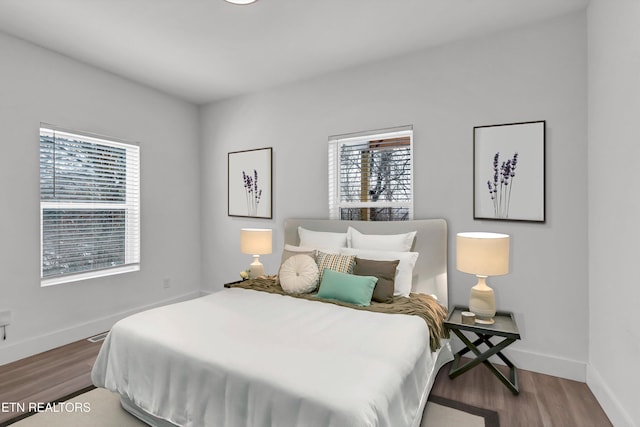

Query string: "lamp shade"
[240, 228, 272, 255]
[456, 232, 509, 276]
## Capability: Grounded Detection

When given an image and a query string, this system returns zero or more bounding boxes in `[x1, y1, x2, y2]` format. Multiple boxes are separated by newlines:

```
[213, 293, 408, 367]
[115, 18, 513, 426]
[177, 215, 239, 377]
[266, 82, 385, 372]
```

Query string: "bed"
[91, 218, 453, 427]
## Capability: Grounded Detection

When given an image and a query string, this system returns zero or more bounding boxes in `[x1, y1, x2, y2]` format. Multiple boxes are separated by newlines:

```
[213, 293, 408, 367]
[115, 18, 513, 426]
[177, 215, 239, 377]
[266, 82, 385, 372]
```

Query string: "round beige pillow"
[279, 254, 319, 294]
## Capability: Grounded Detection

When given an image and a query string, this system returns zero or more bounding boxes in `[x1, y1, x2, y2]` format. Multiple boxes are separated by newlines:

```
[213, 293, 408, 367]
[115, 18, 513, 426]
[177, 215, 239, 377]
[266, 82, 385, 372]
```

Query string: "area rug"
[423, 395, 500, 427]
[3, 388, 499, 427]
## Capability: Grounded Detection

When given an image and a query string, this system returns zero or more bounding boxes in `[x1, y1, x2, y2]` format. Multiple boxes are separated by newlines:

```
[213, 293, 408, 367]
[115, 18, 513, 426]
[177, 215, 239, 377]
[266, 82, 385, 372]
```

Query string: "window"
[40, 125, 140, 286]
[329, 126, 413, 221]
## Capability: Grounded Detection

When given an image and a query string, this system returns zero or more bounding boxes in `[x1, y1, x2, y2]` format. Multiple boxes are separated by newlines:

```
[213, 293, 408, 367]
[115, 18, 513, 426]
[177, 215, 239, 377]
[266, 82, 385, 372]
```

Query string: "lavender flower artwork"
[486, 152, 518, 219]
[242, 169, 263, 216]
[228, 147, 272, 218]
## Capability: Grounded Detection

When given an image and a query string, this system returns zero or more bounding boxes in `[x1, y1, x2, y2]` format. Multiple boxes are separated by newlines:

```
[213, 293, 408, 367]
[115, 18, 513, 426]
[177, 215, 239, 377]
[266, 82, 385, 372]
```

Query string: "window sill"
[41, 264, 140, 287]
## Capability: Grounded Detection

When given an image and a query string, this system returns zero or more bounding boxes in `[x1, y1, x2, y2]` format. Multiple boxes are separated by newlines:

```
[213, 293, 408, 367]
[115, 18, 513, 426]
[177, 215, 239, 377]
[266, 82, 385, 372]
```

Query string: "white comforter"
[92, 288, 440, 427]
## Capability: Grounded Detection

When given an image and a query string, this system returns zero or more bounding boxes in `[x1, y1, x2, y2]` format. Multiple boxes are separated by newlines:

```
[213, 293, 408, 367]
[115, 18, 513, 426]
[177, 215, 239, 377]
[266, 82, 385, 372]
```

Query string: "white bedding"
[92, 288, 444, 427]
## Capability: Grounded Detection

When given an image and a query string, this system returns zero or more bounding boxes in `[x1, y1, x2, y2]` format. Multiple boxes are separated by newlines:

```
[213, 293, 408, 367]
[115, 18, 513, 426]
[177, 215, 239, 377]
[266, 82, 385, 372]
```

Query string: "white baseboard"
[505, 348, 586, 382]
[450, 338, 586, 381]
[0, 291, 201, 366]
[587, 365, 637, 427]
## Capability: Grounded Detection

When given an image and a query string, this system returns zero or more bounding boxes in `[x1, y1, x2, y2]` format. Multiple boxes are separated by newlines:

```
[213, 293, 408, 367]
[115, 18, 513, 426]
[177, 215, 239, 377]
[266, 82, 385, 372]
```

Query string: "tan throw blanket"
[228, 277, 449, 352]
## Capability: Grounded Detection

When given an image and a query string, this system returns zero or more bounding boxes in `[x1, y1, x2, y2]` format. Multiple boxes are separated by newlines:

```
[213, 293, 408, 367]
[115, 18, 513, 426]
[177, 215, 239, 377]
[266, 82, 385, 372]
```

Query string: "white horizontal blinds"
[329, 126, 413, 221]
[40, 126, 140, 285]
[328, 138, 339, 219]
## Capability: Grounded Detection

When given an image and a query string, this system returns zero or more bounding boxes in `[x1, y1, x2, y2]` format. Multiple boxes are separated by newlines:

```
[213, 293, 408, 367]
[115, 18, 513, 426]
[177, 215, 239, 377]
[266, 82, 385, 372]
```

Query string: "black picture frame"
[228, 147, 273, 219]
[473, 121, 545, 222]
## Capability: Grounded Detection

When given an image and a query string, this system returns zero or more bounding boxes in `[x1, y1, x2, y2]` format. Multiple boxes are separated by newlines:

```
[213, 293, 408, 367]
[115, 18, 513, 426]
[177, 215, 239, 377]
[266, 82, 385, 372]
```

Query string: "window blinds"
[329, 126, 413, 221]
[40, 126, 140, 285]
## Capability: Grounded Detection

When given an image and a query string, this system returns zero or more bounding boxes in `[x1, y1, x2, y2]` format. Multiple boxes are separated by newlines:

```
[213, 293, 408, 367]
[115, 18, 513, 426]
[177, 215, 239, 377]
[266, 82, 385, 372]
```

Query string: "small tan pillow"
[315, 251, 356, 284]
[279, 254, 319, 294]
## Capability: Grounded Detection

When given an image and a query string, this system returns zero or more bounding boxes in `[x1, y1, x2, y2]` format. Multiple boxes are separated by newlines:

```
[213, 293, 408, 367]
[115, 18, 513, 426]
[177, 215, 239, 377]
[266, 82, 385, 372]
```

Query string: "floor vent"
[87, 332, 109, 343]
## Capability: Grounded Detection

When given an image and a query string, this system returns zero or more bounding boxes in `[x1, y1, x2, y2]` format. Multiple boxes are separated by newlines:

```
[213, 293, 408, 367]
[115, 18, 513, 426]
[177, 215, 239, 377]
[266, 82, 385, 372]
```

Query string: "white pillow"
[340, 248, 419, 297]
[298, 227, 347, 250]
[277, 245, 317, 285]
[347, 226, 416, 252]
[284, 244, 338, 255]
[283, 244, 317, 254]
[279, 254, 320, 294]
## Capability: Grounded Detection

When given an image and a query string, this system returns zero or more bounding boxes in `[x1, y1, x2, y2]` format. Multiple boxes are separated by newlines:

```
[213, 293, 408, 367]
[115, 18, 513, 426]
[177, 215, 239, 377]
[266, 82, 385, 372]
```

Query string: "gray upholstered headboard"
[283, 219, 448, 307]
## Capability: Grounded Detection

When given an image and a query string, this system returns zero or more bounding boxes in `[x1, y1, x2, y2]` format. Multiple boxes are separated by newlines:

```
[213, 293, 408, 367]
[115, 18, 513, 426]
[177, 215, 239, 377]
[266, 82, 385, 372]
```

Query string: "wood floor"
[0, 338, 102, 425]
[431, 359, 612, 427]
[0, 337, 612, 426]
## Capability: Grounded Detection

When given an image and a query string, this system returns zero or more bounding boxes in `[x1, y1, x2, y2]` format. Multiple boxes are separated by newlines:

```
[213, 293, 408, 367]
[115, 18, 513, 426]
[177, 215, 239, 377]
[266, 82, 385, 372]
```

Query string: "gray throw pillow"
[353, 257, 399, 303]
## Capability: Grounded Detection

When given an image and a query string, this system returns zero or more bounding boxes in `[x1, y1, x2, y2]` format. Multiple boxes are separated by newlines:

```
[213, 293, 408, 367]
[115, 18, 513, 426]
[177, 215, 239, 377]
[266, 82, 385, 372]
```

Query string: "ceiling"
[0, 0, 589, 105]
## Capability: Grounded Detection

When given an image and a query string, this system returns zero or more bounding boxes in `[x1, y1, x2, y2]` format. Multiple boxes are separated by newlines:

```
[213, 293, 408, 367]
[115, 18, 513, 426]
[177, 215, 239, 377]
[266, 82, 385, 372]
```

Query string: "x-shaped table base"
[448, 328, 519, 395]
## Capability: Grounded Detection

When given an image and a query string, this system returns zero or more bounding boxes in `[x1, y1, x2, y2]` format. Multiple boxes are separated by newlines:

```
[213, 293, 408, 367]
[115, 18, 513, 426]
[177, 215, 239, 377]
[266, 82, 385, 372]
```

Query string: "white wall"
[587, 1, 640, 426]
[201, 12, 589, 380]
[0, 32, 202, 365]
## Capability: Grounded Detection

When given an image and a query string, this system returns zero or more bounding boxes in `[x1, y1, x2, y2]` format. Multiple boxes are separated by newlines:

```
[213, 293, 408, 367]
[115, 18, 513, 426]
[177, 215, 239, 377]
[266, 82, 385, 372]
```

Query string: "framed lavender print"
[474, 121, 545, 222]
[228, 147, 272, 218]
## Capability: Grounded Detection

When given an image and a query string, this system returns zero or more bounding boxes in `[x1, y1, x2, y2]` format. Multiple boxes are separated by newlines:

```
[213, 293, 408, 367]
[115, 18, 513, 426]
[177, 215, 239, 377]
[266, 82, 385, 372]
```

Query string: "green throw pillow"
[316, 268, 377, 307]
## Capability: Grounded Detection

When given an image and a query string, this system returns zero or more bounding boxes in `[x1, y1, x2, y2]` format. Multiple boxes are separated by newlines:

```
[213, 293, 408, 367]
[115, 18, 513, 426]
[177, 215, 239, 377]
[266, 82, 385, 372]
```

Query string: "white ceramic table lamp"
[456, 232, 510, 324]
[240, 228, 272, 278]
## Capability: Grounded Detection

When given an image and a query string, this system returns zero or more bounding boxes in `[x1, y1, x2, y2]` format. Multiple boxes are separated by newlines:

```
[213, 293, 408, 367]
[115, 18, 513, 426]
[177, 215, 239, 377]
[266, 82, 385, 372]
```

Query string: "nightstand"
[445, 305, 521, 395]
